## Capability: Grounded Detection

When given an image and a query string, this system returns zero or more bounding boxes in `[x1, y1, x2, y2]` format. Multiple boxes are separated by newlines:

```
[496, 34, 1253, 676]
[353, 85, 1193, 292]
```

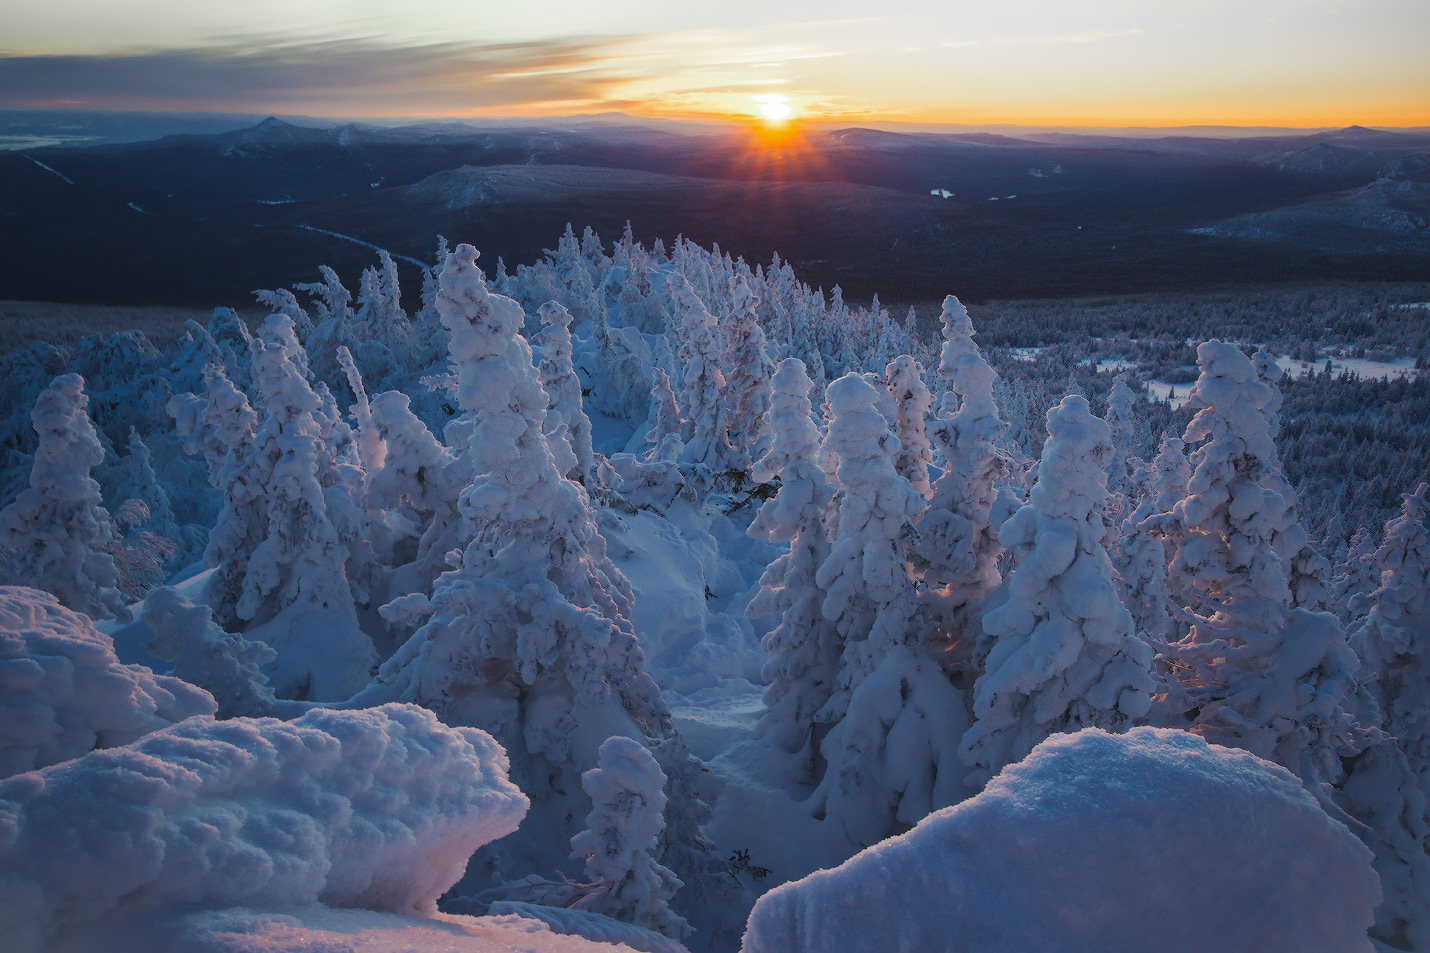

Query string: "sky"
[2, 1, 1428, 128]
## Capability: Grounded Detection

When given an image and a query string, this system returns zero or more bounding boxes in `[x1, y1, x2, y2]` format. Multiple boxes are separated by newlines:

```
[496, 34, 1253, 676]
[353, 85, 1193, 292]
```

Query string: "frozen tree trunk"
[0, 374, 126, 620]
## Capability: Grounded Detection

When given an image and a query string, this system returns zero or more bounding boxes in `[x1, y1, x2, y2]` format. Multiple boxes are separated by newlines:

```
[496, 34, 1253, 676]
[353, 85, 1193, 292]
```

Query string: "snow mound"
[490, 901, 690, 953]
[160, 906, 647, 953]
[0, 703, 529, 953]
[743, 727, 1379, 953]
[0, 585, 215, 779]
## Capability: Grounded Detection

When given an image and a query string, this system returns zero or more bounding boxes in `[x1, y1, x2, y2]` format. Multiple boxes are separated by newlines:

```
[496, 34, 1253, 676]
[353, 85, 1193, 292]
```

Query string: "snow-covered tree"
[960, 395, 1156, 788]
[746, 359, 840, 764]
[377, 244, 729, 930]
[140, 585, 277, 718]
[366, 390, 463, 585]
[569, 736, 689, 939]
[914, 296, 1010, 662]
[1113, 434, 1188, 648]
[1163, 342, 1371, 792]
[0, 374, 125, 620]
[537, 301, 595, 481]
[884, 355, 934, 498]
[722, 275, 775, 472]
[203, 316, 375, 700]
[1100, 372, 1138, 551]
[643, 365, 684, 455]
[1165, 341, 1304, 630]
[669, 274, 735, 470]
[167, 362, 257, 491]
[816, 373, 927, 713]
[1353, 483, 1430, 797]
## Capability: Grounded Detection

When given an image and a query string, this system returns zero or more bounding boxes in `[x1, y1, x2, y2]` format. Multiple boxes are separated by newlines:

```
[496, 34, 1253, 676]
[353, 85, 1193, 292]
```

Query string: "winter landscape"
[3, 4, 1430, 953]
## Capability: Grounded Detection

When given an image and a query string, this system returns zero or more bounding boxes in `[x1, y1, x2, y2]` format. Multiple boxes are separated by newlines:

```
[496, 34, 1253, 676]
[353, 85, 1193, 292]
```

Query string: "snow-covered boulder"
[743, 727, 1380, 953]
[0, 703, 529, 953]
[0, 585, 214, 779]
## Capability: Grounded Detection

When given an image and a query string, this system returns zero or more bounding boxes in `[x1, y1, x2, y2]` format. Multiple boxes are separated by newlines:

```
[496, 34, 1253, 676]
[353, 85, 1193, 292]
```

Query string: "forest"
[0, 224, 1427, 953]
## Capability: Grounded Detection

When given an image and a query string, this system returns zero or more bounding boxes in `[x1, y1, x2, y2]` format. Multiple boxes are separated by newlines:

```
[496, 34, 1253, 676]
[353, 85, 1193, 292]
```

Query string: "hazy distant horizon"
[4, 106, 1428, 151]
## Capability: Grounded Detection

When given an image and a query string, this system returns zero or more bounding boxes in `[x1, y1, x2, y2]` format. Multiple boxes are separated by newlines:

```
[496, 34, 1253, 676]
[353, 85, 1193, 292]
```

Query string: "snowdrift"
[742, 727, 1380, 953]
[0, 702, 529, 953]
[0, 585, 215, 779]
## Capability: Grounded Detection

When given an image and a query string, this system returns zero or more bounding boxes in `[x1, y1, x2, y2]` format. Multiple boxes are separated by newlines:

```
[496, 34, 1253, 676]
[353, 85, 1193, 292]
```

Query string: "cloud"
[0, 35, 640, 114]
[941, 29, 1143, 49]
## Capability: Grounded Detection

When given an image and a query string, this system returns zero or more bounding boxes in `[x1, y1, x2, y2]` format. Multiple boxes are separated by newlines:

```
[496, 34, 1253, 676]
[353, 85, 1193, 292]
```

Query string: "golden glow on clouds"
[1, 3, 1427, 128]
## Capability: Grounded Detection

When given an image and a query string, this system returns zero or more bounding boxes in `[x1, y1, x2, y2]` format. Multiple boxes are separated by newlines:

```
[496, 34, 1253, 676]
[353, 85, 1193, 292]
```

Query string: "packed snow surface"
[742, 728, 1380, 953]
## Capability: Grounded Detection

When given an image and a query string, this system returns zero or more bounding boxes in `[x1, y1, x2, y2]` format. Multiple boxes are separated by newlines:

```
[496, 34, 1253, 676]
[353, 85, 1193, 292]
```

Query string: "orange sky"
[2, 2, 1427, 129]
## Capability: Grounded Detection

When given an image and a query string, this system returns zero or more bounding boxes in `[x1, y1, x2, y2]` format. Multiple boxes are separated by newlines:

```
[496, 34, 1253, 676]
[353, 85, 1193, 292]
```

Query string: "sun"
[753, 94, 794, 124]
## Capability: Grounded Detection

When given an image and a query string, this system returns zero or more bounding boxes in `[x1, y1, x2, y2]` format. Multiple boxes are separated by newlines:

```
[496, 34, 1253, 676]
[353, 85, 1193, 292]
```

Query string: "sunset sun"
[754, 94, 793, 123]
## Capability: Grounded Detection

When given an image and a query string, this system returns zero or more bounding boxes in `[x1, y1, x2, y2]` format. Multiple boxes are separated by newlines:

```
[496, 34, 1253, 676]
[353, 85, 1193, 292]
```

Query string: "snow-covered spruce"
[1165, 340, 1303, 630]
[883, 355, 934, 498]
[1100, 371, 1138, 552]
[669, 274, 736, 470]
[202, 315, 375, 701]
[1113, 434, 1188, 648]
[365, 389, 464, 587]
[815, 372, 928, 715]
[721, 275, 775, 473]
[643, 365, 685, 454]
[0, 374, 126, 620]
[0, 704, 529, 953]
[569, 736, 689, 939]
[1338, 735, 1430, 949]
[743, 728, 1381, 953]
[913, 296, 1010, 664]
[0, 586, 214, 779]
[140, 586, 278, 719]
[746, 358, 841, 765]
[1353, 483, 1430, 798]
[959, 395, 1156, 788]
[538, 300, 596, 481]
[373, 247, 729, 926]
[1160, 342, 1371, 792]
[810, 373, 966, 846]
[167, 362, 257, 492]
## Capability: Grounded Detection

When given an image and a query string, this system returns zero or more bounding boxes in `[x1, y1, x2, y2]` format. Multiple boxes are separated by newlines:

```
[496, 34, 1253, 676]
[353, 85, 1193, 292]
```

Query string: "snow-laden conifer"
[746, 359, 840, 762]
[537, 300, 595, 481]
[959, 395, 1156, 787]
[140, 585, 277, 718]
[1113, 434, 1188, 647]
[816, 373, 927, 712]
[0, 374, 125, 620]
[914, 296, 1009, 658]
[569, 736, 689, 939]
[1163, 342, 1371, 792]
[722, 275, 775, 472]
[167, 363, 256, 491]
[884, 355, 934, 498]
[1352, 483, 1430, 796]
[669, 274, 735, 470]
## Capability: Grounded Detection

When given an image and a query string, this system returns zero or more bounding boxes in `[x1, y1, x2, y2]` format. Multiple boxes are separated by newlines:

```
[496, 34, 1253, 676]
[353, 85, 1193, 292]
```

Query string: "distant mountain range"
[1, 114, 1426, 307]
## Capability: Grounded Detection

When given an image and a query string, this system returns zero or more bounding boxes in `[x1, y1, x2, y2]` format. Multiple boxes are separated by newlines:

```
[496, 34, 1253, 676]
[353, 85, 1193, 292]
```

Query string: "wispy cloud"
[0, 35, 640, 114]
[941, 29, 1143, 49]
